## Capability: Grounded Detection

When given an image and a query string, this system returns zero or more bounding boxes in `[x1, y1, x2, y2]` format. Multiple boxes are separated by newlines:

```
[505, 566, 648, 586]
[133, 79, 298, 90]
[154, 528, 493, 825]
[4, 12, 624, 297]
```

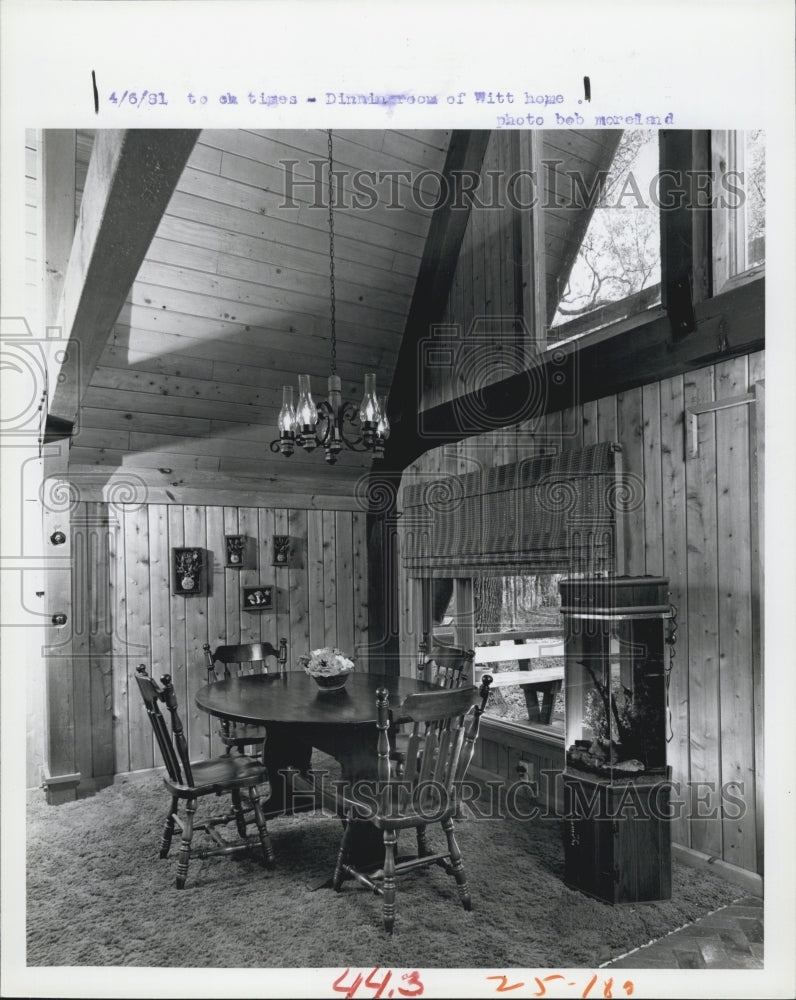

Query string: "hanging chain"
[664, 601, 678, 743]
[327, 129, 337, 376]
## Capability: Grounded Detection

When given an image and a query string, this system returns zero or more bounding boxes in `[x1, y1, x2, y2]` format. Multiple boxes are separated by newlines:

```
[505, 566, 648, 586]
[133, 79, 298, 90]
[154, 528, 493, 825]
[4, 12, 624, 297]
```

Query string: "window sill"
[481, 715, 565, 751]
[714, 263, 765, 297]
[543, 304, 667, 359]
[541, 272, 764, 363]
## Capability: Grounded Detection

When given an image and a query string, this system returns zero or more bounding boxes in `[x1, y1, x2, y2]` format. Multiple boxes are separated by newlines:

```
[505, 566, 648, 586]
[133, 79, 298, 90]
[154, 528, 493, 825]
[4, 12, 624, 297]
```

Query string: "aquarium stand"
[559, 575, 674, 904]
[562, 772, 672, 903]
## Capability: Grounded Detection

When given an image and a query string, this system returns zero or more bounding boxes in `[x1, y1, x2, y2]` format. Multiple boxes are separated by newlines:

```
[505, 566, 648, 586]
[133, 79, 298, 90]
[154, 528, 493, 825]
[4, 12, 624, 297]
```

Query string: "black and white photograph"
[1, 2, 794, 998]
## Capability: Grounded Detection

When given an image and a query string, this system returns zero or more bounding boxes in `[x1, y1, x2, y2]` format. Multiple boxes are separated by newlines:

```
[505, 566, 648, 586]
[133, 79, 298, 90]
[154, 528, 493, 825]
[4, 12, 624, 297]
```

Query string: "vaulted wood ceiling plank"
[217, 150, 439, 229]
[134, 259, 408, 330]
[164, 190, 421, 275]
[106, 321, 396, 376]
[123, 284, 406, 350]
[153, 215, 414, 296]
[48, 129, 200, 425]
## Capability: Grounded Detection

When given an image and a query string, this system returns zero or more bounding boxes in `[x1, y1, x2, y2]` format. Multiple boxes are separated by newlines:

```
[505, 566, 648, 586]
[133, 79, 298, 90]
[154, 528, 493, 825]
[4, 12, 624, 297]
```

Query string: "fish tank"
[560, 576, 673, 784]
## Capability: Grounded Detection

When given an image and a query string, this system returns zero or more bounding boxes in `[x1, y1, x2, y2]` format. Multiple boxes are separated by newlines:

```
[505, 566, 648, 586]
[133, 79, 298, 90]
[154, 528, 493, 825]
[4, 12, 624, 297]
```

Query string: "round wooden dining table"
[195, 670, 437, 865]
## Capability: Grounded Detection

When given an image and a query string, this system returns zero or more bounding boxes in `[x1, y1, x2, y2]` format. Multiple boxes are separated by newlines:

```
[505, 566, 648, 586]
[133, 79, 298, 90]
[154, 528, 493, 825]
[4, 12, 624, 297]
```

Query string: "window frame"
[526, 129, 751, 355]
[711, 129, 766, 296]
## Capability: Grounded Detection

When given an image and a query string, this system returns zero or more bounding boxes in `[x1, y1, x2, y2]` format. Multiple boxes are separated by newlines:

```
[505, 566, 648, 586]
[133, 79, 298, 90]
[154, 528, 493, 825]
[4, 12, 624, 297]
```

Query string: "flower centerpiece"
[299, 647, 355, 693]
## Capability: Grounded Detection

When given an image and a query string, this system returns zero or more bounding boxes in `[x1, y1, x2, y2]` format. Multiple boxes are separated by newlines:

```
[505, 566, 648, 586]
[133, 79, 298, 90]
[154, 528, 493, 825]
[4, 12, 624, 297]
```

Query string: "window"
[472, 574, 565, 732]
[545, 129, 662, 343]
[712, 129, 765, 292]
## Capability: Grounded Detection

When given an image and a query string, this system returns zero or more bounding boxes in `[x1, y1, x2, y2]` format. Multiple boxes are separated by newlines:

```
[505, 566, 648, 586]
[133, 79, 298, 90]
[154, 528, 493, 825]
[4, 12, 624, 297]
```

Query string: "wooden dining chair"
[203, 639, 287, 756]
[332, 674, 493, 933]
[135, 665, 275, 889]
[391, 638, 475, 777]
[420, 637, 474, 689]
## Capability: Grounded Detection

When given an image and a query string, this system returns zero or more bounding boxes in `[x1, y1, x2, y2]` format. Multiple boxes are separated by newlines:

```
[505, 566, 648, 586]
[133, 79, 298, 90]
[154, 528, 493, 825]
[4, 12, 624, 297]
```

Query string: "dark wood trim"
[383, 130, 491, 469]
[47, 129, 200, 425]
[691, 131, 713, 304]
[660, 130, 698, 339]
[388, 278, 763, 469]
[369, 131, 490, 667]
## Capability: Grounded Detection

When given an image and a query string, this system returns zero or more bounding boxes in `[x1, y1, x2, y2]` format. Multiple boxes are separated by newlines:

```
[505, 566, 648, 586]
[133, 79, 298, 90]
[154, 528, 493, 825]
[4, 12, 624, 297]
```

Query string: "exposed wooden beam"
[659, 130, 712, 339]
[47, 129, 200, 427]
[384, 130, 491, 465]
[368, 130, 490, 670]
[387, 278, 764, 469]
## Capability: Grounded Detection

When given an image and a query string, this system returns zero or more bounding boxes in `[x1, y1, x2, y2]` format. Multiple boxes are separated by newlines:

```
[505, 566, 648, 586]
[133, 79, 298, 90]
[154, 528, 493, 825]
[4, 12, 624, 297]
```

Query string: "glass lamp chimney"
[278, 385, 296, 456]
[358, 373, 379, 444]
[297, 374, 318, 450]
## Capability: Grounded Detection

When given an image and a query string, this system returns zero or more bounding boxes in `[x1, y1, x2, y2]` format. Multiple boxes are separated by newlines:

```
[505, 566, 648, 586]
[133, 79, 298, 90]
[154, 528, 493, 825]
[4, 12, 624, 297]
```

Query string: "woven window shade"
[402, 442, 622, 578]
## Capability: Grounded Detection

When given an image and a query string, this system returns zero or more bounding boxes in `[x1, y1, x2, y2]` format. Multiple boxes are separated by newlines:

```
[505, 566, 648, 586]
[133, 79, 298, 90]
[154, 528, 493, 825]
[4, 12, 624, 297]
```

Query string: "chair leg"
[382, 829, 398, 933]
[231, 789, 248, 839]
[332, 816, 354, 891]
[176, 798, 197, 889]
[159, 796, 179, 858]
[441, 815, 471, 910]
[248, 786, 275, 869]
[416, 823, 431, 857]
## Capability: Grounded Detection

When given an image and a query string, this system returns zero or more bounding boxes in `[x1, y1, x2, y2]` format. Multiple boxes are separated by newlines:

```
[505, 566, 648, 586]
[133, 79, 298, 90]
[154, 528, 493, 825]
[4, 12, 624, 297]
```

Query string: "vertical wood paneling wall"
[44, 502, 368, 786]
[397, 134, 764, 875]
[402, 365, 764, 877]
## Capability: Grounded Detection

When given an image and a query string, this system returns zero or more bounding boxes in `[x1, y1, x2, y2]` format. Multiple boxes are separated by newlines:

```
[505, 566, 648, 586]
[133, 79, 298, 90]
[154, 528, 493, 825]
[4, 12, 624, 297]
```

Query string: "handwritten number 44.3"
[333, 968, 424, 998]
[487, 974, 634, 997]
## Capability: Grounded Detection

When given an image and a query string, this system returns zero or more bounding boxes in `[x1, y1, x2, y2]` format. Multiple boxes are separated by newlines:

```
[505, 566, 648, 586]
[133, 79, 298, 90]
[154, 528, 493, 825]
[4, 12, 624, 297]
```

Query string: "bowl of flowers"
[299, 647, 355, 693]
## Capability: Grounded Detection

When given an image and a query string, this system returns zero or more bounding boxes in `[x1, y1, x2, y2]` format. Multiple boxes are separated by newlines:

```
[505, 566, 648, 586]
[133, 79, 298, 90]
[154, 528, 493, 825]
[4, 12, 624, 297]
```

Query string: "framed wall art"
[242, 585, 274, 611]
[225, 534, 246, 567]
[172, 548, 206, 596]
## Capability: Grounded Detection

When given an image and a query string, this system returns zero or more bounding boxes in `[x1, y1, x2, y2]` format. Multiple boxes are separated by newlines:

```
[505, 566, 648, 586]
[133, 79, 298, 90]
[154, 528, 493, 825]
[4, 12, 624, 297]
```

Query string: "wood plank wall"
[29, 502, 368, 787]
[397, 134, 765, 875]
[402, 366, 765, 877]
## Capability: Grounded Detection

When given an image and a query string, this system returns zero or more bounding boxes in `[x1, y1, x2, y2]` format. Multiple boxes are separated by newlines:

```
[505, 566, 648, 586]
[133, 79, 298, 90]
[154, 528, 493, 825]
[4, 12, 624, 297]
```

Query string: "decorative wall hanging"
[225, 534, 246, 567]
[242, 585, 274, 611]
[271, 130, 390, 464]
[272, 535, 291, 566]
[172, 548, 206, 596]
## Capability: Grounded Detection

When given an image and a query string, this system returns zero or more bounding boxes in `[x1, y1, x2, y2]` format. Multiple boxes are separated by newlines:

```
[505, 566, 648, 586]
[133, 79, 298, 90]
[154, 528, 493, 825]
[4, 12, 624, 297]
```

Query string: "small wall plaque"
[225, 534, 246, 567]
[172, 548, 206, 596]
[272, 535, 291, 566]
[243, 585, 274, 611]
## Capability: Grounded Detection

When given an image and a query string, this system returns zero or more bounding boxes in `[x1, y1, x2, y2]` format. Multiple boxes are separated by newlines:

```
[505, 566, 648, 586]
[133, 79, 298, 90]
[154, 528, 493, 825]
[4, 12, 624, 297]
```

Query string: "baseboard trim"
[671, 842, 763, 897]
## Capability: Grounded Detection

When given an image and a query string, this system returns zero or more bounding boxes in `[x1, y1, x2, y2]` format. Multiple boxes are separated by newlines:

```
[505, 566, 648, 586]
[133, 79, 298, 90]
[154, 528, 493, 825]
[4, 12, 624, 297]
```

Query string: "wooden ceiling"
[64, 129, 451, 506]
[37, 128, 620, 508]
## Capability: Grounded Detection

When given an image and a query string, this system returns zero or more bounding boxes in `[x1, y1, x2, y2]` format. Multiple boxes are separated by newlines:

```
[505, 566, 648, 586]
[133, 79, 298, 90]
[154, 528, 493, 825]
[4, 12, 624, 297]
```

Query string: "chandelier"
[271, 130, 390, 465]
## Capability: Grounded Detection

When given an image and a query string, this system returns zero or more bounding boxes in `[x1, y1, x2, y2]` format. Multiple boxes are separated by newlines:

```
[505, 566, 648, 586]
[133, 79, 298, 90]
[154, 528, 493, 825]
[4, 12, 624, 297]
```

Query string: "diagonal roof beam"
[46, 129, 200, 430]
[383, 130, 491, 468]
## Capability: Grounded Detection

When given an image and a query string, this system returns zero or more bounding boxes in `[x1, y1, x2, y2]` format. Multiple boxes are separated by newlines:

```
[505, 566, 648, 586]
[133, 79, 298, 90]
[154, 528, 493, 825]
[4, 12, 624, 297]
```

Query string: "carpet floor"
[26, 770, 743, 969]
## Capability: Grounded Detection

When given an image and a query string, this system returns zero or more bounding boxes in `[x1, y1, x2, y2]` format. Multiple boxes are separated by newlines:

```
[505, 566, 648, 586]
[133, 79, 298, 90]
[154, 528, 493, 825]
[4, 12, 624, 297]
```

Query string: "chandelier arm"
[315, 400, 337, 448]
[338, 401, 368, 450]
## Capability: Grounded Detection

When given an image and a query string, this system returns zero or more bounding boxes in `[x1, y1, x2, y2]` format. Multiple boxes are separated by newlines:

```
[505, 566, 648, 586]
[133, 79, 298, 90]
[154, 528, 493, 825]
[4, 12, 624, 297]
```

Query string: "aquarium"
[560, 576, 672, 784]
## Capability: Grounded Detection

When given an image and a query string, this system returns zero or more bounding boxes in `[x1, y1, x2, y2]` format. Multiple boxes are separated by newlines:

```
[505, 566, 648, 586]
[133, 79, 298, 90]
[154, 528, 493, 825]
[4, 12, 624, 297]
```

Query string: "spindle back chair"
[203, 639, 287, 755]
[135, 665, 275, 889]
[332, 674, 493, 932]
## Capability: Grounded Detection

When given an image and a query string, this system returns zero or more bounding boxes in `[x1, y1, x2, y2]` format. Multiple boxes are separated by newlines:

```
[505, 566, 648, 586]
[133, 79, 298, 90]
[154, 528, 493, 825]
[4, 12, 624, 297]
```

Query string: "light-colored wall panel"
[31, 501, 367, 786]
